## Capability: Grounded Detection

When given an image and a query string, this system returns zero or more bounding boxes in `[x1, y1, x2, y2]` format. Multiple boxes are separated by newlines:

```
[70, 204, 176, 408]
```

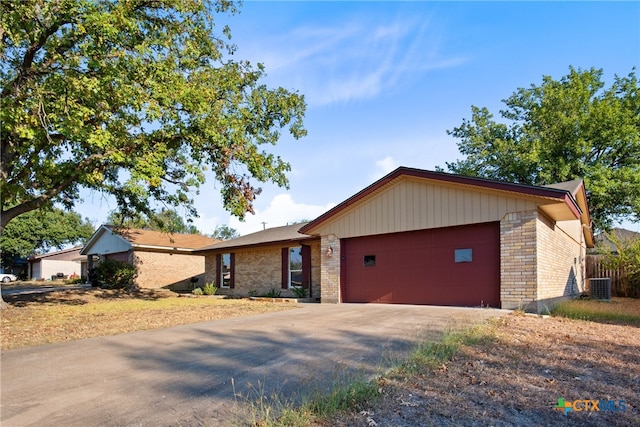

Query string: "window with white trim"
[221, 253, 232, 288]
[289, 246, 302, 288]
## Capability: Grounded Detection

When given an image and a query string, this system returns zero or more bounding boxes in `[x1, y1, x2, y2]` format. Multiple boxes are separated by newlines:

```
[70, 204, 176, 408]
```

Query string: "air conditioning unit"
[589, 278, 611, 300]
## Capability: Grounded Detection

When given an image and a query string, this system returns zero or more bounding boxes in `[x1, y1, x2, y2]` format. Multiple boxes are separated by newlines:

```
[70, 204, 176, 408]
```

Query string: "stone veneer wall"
[500, 210, 538, 310]
[320, 234, 341, 303]
[203, 242, 321, 298]
[134, 251, 206, 289]
[536, 214, 585, 309]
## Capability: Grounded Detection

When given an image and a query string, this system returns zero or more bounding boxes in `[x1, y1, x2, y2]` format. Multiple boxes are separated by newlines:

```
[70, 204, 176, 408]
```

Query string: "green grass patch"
[396, 322, 497, 377]
[239, 321, 498, 426]
[551, 297, 640, 325]
[235, 370, 381, 427]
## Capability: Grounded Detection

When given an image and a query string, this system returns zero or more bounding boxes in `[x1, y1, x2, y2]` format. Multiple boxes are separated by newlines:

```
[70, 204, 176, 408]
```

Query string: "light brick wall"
[134, 251, 206, 289]
[500, 210, 587, 312]
[536, 214, 585, 305]
[204, 241, 321, 298]
[500, 211, 538, 310]
[320, 234, 341, 303]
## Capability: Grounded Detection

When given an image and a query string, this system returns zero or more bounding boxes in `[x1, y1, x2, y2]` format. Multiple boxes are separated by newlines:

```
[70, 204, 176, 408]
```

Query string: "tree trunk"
[0, 287, 8, 309]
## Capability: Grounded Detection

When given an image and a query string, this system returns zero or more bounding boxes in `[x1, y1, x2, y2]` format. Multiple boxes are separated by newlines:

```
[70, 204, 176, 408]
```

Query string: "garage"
[340, 222, 500, 307]
[299, 166, 593, 311]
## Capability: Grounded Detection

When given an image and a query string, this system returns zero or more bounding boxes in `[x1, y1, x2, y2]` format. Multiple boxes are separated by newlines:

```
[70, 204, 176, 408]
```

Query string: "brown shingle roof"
[109, 226, 219, 250]
[543, 179, 583, 195]
[198, 223, 316, 252]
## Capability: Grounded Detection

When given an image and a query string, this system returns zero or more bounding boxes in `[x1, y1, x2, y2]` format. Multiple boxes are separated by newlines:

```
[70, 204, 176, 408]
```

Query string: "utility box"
[589, 278, 611, 300]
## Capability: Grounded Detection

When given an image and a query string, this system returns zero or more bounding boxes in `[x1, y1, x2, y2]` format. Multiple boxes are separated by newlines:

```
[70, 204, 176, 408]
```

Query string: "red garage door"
[341, 222, 500, 307]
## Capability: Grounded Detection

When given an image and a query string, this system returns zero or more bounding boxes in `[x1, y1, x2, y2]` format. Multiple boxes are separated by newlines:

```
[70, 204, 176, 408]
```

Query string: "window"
[216, 253, 234, 288]
[220, 253, 232, 288]
[455, 248, 473, 263]
[363, 255, 376, 267]
[289, 246, 302, 288]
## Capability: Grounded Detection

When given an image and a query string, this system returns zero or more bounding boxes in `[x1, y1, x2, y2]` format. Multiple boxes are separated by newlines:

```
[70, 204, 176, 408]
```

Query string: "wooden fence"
[586, 255, 626, 297]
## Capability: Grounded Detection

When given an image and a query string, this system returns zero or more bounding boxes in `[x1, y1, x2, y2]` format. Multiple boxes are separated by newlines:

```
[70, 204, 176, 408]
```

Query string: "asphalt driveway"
[1, 303, 508, 426]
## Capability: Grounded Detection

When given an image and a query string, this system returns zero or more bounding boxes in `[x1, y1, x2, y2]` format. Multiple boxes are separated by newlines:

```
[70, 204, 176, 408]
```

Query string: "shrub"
[264, 288, 281, 298]
[95, 259, 138, 291]
[602, 232, 640, 298]
[203, 282, 218, 295]
[192, 287, 204, 295]
[292, 286, 307, 298]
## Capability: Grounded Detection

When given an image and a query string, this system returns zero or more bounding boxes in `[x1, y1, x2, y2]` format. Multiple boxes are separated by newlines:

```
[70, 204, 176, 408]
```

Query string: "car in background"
[0, 273, 18, 283]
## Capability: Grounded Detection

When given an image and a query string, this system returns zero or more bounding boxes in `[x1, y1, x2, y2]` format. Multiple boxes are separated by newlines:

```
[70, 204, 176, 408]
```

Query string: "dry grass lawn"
[1, 287, 297, 350]
[327, 298, 640, 427]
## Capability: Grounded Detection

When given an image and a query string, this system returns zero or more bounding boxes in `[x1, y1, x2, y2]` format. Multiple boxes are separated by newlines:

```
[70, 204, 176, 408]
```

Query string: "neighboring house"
[200, 167, 594, 313]
[592, 228, 640, 254]
[80, 226, 219, 289]
[198, 224, 321, 299]
[28, 246, 84, 280]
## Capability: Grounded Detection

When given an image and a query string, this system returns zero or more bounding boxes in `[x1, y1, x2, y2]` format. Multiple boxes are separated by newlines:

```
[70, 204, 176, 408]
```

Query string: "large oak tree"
[444, 67, 639, 230]
[0, 0, 307, 233]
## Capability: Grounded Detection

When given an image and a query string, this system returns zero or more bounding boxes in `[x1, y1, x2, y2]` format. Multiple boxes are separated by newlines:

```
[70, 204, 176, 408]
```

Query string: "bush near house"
[95, 259, 138, 291]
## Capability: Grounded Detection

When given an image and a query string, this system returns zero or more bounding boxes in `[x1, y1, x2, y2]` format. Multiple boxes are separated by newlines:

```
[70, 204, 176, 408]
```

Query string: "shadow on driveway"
[1, 304, 508, 426]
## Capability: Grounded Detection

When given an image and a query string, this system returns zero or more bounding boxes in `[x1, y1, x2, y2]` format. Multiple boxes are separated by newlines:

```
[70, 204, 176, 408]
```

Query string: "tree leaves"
[0, 208, 94, 258]
[1, 0, 306, 231]
[445, 67, 640, 230]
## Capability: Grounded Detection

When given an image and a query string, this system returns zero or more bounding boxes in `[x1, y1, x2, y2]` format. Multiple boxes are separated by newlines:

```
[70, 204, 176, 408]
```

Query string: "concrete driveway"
[1, 303, 508, 426]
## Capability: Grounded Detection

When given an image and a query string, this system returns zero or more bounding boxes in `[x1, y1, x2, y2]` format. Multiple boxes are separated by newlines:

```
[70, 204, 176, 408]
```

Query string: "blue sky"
[77, 1, 640, 235]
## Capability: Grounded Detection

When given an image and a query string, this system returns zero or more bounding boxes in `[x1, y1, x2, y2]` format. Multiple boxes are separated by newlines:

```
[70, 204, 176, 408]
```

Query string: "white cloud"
[242, 12, 467, 106]
[228, 194, 336, 236]
[371, 156, 400, 181]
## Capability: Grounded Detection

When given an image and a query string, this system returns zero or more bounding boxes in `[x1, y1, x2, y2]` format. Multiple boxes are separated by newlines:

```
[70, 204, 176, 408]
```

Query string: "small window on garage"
[455, 248, 473, 263]
[363, 255, 376, 267]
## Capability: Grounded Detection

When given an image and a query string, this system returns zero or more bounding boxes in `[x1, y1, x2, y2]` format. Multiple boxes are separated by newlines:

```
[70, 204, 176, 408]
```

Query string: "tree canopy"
[1, 208, 94, 259]
[107, 208, 200, 234]
[211, 224, 239, 240]
[444, 67, 640, 230]
[0, 0, 307, 233]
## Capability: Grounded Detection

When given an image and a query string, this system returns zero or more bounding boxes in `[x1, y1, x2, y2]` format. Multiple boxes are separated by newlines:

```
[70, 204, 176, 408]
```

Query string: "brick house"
[199, 167, 594, 312]
[199, 223, 321, 299]
[80, 225, 218, 289]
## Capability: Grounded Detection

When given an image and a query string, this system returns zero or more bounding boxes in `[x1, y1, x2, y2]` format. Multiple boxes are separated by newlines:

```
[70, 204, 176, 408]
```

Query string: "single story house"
[199, 223, 321, 299]
[81, 225, 219, 289]
[199, 167, 594, 312]
[28, 246, 84, 280]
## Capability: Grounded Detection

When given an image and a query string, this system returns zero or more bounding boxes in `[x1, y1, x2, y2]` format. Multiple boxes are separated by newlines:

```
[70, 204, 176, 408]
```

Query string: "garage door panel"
[342, 222, 499, 307]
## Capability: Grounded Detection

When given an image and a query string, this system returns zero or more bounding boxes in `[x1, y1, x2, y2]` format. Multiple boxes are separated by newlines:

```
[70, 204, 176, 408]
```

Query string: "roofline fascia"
[131, 244, 201, 253]
[80, 225, 112, 255]
[300, 167, 582, 235]
[196, 235, 319, 254]
[28, 245, 84, 260]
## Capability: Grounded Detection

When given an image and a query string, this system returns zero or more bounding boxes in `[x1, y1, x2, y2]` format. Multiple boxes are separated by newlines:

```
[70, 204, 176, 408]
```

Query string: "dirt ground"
[329, 313, 639, 427]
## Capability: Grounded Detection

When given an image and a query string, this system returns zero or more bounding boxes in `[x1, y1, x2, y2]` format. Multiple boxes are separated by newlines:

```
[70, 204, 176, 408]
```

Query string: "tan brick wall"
[134, 251, 206, 289]
[320, 234, 341, 303]
[203, 241, 321, 298]
[500, 210, 587, 312]
[500, 210, 538, 310]
[536, 214, 585, 306]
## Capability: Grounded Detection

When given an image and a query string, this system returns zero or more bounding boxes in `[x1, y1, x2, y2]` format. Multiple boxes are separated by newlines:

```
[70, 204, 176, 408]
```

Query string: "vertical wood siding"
[315, 178, 542, 238]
